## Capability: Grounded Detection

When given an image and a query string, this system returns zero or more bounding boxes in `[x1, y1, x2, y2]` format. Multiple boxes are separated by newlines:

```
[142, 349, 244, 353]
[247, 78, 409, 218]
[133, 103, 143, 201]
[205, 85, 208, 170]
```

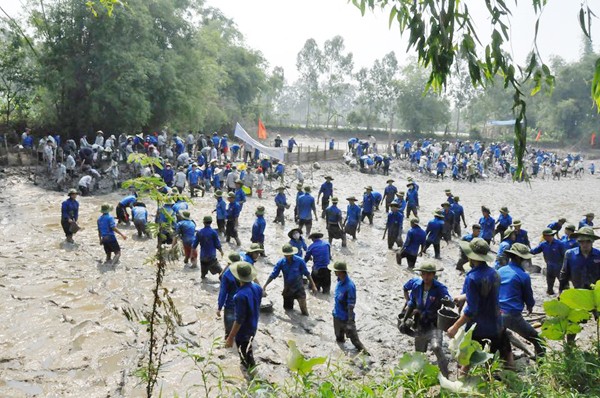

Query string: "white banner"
[234, 122, 285, 161]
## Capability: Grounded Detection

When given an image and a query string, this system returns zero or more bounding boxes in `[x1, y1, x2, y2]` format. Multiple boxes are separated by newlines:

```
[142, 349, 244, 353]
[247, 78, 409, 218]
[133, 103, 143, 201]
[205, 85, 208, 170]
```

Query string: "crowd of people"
[56, 130, 600, 379]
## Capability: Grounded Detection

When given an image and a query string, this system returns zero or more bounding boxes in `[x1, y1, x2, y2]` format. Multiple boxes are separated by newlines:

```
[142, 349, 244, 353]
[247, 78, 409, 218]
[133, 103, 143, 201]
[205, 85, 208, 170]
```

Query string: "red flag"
[257, 119, 267, 140]
[535, 130, 542, 142]
[591, 132, 597, 146]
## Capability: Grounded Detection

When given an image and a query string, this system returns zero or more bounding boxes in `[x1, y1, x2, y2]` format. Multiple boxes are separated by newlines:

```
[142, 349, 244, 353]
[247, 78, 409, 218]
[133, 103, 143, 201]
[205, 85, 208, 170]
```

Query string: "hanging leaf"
[560, 289, 596, 311]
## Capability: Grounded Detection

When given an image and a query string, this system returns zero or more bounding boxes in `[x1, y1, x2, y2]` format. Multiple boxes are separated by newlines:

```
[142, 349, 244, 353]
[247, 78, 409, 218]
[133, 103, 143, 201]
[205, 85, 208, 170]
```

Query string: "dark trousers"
[61, 218, 72, 239]
[424, 241, 441, 258]
[275, 207, 285, 224]
[236, 337, 256, 369]
[387, 226, 402, 249]
[406, 205, 418, 219]
[224, 308, 235, 337]
[361, 212, 373, 225]
[217, 219, 225, 235]
[298, 219, 312, 236]
[116, 204, 129, 224]
[546, 264, 561, 293]
[321, 197, 330, 218]
[333, 317, 365, 351]
[311, 268, 331, 293]
[397, 252, 417, 268]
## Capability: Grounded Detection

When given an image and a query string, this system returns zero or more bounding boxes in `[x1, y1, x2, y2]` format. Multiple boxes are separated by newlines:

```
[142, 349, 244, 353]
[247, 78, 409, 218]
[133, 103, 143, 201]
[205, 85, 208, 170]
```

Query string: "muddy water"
[1, 162, 599, 397]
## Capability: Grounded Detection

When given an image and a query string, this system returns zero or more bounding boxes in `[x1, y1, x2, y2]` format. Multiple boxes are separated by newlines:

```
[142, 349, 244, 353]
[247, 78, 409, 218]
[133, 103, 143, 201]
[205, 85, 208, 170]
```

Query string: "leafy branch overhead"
[353, 0, 598, 179]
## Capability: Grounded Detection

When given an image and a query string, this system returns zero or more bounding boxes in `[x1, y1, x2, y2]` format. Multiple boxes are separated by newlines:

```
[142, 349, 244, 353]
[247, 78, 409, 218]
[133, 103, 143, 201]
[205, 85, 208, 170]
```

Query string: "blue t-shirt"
[215, 198, 227, 220]
[408, 279, 451, 328]
[119, 195, 137, 207]
[175, 219, 197, 246]
[289, 237, 308, 257]
[97, 214, 116, 239]
[270, 255, 310, 285]
[530, 239, 565, 270]
[462, 264, 502, 338]
[297, 194, 315, 220]
[333, 276, 357, 321]
[425, 218, 444, 243]
[61, 198, 79, 220]
[362, 192, 375, 213]
[304, 239, 331, 270]
[193, 226, 222, 259]
[346, 204, 361, 226]
[479, 216, 495, 240]
[132, 206, 148, 222]
[403, 225, 426, 256]
[218, 268, 239, 310]
[251, 216, 266, 243]
[498, 262, 535, 314]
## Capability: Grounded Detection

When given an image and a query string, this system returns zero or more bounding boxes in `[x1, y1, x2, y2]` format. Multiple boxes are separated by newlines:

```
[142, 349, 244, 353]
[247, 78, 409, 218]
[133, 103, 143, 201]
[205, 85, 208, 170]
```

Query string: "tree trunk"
[305, 95, 311, 128]
[455, 107, 461, 137]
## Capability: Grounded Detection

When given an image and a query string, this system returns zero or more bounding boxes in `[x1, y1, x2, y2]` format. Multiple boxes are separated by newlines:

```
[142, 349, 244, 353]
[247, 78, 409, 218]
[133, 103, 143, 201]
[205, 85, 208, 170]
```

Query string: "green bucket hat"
[227, 192, 236, 199]
[503, 227, 515, 240]
[565, 224, 576, 231]
[499, 206, 509, 214]
[396, 191, 405, 196]
[303, 186, 312, 192]
[505, 243, 533, 259]
[213, 190, 224, 198]
[180, 211, 191, 220]
[308, 231, 324, 239]
[542, 228, 555, 236]
[247, 243, 265, 253]
[296, 183, 303, 190]
[229, 261, 257, 283]
[512, 220, 522, 227]
[226, 252, 242, 264]
[414, 262, 444, 273]
[280, 243, 298, 256]
[572, 226, 600, 242]
[444, 189, 452, 194]
[255, 206, 265, 215]
[410, 217, 420, 224]
[324, 176, 334, 180]
[453, 196, 460, 201]
[433, 209, 445, 218]
[67, 188, 79, 196]
[100, 203, 113, 213]
[459, 238, 494, 262]
[203, 215, 213, 224]
[346, 196, 357, 201]
[390, 202, 400, 208]
[331, 197, 339, 203]
[386, 179, 395, 183]
[364, 185, 373, 191]
[328, 261, 349, 272]
[276, 186, 286, 191]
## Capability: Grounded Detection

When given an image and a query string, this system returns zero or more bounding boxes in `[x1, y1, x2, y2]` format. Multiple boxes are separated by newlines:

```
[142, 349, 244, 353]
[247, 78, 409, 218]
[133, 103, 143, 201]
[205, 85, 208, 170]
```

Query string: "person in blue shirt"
[162, 163, 174, 187]
[560, 224, 578, 250]
[61, 189, 80, 243]
[436, 159, 448, 179]
[288, 228, 308, 257]
[287, 137, 297, 153]
[383, 179, 398, 212]
[116, 192, 137, 225]
[325, 197, 347, 247]
[511, 220, 530, 247]
[372, 191, 383, 211]
[440, 202, 454, 243]
[579, 212, 594, 229]
[187, 163, 204, 198]
[397, 217, 426, 268]
[384, 202, 404, 250]
[423, 210, 445, 259]
[273, 161, 285, 182]
[479, 206, 495, 244]
[495, 228, 515, 269]
[234, 180, 246, 210]
[220, 135, 229, 160]
[97, 203, 127, 265]
[450, 196, 467, 237]
[405, 182, 419, 219]
[217, 252, 242, 337]
[225, 192, 242, 246]
[297, 186, 317, 236]
[399, 262, 451, 376]
[274, 186, 289, 226]
[443, 189, 454, 205]
[330, 261, 368, 354]
[251, 206, 267, 253]
[456, 224, 481, 272]
[344, 196, 362, 240]
[392, 191, 407, 212]
[318, 176, 334, 219]
[213, 190, 227, 235]
[263, 244, 317, 315]
[293, 183, 304, 223]
[224, 261, 262, 370]
[547, 217, 567, 235]
[305, 232, 332, 293]
[382, 155, 391, 176]
[530, 228, 566, 295]
[494, 207, 512, 242]
[193, 215, 224, 279]
[174, 211, 198, 268]
[361, 186, 376, 225]
[499, 243, 545, 358]
[447, 238, 513, 371]
[132, 201, 149, 238]
[559, 227, 600, 293]
[241, 243, 264, 264]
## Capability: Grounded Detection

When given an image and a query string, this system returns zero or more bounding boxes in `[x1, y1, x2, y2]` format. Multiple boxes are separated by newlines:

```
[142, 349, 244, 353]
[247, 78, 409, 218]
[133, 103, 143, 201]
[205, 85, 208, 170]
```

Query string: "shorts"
[102, 236, 121, 254]
[183, 244, 198, 260]
[200, 257, 222, 277]
[311, 267, 331, 293]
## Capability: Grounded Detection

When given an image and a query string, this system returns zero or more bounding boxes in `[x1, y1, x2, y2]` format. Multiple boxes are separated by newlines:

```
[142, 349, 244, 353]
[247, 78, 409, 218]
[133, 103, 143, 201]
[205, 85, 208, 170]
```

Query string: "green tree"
[321, 35, 354, 128]
[296, 38, 324, 128]
[371, 52, 400, 131]
[354, 67, 379, 129]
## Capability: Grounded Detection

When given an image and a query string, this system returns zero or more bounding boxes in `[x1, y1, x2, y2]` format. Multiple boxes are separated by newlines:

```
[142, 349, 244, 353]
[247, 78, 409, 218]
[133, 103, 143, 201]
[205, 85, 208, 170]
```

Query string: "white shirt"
[226, 171, 239, 189]
[66, 155, 76, 170]
[174, 171, 187, 188]
[78, 175, 93, 187]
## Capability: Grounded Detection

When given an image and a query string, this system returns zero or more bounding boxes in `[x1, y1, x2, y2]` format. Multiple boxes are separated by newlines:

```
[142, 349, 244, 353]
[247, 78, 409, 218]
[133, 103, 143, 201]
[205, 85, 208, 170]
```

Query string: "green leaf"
[397, 352, 428, 374]
[543, 299, 571, 318]
[469, 349, 494, 367]
[541, 317, 567, 340]
[560, 289, 596, 311]
[567, 308, 591, 323]
[286, 340, 326, 375]
[388, 7, 398, 29]
[566, 323, 582, 334]
[438, 373, 479, 394]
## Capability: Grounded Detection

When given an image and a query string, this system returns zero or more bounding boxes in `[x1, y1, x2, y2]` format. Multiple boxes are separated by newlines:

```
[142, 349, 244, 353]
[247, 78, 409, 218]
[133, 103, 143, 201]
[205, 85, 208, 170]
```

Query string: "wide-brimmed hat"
[512, 220, 522, 227]
[280, 243, 298, 256]
[505, 243, 533, 259]
[230, 261, 257, 283]
[472, 223, 481, 230]
[499, 206, 509, 214]
[227, 192, 236, 199]
[328, 261, 349, 272]
[276, 186, 286, 191]
[246, 243, 264, 253]
[433, 209, 444, 218]
[396, 191, 405, 196]
[441, 202, 450, 207]
[390, 202, 400, 208]
[444, 189, 452, 194]
[584, 212, 595, 218]
[255, 206, 265, 215]
[180, 211, 191, 220]
[410, 217, 420, 224]
[558, 217, 567, 223]
[386, 179, 395, 183]
[364, 185, 373, 191]
[67, 188, 79, 196]
[203, 215, 213, 223]
[331, 197, 339, 203]
[481, 206, 490, 213]
[213, 190, 223, 198]
[303, 186, 312, 192]
[346, 196, 357, 201]
[100, 203, 113, 213]
[226, 252, 242, 264]
[501, 227, 515, 240]
[459, 238, 494, 262]
[565, 224, 576, 231]
[406, 182, 414, 187]
[235, 179, 243, 185]
[308, 231, 324, 239]
[287, 228, 302, 239]
[542, 228, 555, 236]
[296, 183, 303, 189]
[324, 176, 334, 180]
[414, 262, 444, 273]
[572, 226, 600, 241]
[453, 196, 460, 201]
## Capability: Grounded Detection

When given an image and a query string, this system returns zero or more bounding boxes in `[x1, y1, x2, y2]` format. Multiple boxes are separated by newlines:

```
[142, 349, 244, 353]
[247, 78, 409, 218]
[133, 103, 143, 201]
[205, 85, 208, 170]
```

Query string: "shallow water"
[1, 161, 599, 396]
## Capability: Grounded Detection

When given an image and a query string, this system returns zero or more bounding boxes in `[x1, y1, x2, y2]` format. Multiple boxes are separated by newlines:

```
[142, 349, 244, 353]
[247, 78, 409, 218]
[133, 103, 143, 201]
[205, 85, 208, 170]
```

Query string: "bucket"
[437, 308, 459, 331]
